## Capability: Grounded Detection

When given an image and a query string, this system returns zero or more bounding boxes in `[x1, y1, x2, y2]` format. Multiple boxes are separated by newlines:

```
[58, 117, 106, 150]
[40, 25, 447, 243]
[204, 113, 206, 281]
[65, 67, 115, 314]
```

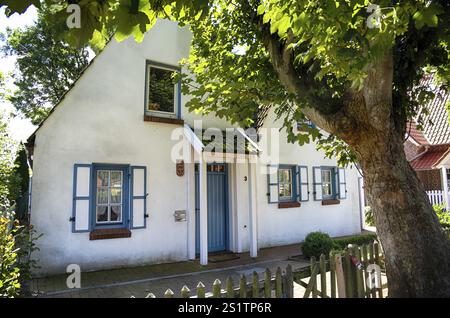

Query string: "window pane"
[110, 171, 122, 187]
[97, 188, 108, 204]
[284, 184, 292, 197]
[96, 206, 108, 222]
[110, 206, 122, 222]
[322, 170, 331, 183]
[97, 171, 109, 187]
[110, 188, 122, 204]
[323, 183, 331, 196]
[148, 67, 176, 113]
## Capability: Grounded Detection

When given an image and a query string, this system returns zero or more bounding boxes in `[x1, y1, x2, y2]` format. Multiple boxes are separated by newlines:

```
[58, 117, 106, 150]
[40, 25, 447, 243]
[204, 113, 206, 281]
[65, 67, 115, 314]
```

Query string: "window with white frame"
[278, 167, 295, 201]
[95, 169, 124, 224]
[146, 63, 179, 117]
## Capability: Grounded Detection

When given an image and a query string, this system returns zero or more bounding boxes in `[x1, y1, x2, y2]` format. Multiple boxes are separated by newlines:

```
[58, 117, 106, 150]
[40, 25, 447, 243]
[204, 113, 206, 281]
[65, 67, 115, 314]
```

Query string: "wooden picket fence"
[140, 241, 385, 298]
[297, 241, 386, 298]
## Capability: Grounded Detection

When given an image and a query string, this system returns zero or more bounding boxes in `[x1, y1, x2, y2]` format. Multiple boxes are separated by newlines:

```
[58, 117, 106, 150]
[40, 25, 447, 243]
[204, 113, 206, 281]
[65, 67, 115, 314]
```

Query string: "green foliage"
[433, 204, 450, 232]
[14, 223, 42, 292]
[1, 7, 90, 125]
[332, 233, 378, 250]
[0, 217, 21, 297]
[0, 113, 16, 215]
[2, 0, 449, 160]
[301, 231, 334, 259]
[7, 145, 30, 221]
[365, 206, 374, 227]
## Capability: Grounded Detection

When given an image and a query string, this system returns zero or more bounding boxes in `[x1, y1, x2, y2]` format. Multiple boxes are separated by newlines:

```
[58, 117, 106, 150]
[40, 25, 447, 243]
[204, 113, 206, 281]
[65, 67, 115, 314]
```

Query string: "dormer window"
[145, 62, 180, 118]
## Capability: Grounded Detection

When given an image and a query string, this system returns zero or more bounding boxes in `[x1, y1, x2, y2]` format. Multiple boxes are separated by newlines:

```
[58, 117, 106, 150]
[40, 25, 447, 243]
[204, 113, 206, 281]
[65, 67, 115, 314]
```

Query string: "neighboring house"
[404, 74, 450, 198]
[26, 20, 363, 276]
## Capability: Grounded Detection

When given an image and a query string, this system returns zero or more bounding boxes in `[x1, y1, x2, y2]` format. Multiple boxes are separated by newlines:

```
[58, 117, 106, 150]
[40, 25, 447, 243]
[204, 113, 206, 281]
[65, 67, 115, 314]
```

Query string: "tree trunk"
[355, 128, 450, 297]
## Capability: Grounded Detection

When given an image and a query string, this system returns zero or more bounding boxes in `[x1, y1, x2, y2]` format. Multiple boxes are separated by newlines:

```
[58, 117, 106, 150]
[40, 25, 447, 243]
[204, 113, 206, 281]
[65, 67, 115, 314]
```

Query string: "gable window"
[278, 168, 294, 201]
[145, 62, 180, 118]
[92, 164, 129, 229]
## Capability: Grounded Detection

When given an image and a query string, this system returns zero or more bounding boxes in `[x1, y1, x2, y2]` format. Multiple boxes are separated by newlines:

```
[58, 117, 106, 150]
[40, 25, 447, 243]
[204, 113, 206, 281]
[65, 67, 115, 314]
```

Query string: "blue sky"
[0, 6, 38, 142]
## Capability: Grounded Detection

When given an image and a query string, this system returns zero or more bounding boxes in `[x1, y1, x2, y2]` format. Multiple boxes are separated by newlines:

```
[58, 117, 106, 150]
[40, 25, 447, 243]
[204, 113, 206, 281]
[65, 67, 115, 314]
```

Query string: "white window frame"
[145, 63, 179, 118]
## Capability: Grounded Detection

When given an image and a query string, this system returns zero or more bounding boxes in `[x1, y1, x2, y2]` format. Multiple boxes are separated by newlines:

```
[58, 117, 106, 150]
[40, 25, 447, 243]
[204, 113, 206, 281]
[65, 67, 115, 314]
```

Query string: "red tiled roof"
[407, 121, 429, 145]
[410, 144, 450, 170]
[416, 73, 450, 145]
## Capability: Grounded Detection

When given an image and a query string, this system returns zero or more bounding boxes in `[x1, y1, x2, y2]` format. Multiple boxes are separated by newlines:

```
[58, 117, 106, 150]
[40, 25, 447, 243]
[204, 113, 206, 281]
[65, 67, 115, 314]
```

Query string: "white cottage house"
[26, 20, 363, 276]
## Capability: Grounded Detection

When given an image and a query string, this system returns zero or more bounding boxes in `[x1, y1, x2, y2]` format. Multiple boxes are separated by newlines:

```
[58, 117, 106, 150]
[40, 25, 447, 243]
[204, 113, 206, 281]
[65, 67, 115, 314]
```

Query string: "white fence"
[426, 190, 450, 206]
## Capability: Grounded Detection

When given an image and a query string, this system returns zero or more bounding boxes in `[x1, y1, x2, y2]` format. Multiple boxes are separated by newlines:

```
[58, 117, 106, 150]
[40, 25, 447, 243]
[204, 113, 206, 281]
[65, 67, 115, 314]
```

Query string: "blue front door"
[195, 163, 229, 254]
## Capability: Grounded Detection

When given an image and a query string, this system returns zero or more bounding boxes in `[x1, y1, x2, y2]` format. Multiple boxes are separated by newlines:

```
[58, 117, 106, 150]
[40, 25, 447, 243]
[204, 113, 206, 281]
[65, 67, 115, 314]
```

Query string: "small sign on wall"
[176, 160, 184, 177]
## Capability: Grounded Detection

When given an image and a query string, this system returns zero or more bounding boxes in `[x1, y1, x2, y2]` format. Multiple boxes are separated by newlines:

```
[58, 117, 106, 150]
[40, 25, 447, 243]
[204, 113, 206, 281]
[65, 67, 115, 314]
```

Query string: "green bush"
[301, 232, 334, 259]
[433, 205, 450, 231]
[0, 217, 21, 297]
[332, 233, 378, 250]
[364, 206, 374, 226]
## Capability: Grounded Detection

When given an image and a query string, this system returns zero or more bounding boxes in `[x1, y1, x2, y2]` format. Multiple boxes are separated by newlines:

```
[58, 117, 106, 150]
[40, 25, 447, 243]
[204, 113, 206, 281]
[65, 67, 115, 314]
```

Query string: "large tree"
[2, 0, 450, 297]
[1, 7, 90, 125]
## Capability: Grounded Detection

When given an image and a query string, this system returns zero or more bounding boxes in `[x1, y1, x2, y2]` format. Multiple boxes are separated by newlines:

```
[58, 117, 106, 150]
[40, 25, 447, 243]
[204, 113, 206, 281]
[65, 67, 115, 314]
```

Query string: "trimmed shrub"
[433, 204, 450, 231]
[332, 233, 377, 250]
[301, 232, 334, 259]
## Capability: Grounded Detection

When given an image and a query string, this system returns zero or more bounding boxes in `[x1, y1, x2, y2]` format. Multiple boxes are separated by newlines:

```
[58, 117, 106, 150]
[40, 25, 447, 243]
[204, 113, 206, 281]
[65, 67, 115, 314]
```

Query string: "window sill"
[278, 201, 301, 209]
[89, 228, 131, 240]
[322, 199, 340, 206]
[143, 114, 184, 125]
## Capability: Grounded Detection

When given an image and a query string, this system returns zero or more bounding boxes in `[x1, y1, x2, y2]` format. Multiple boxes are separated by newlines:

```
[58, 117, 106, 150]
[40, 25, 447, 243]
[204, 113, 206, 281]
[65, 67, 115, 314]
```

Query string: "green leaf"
[413, 6, 440, 29]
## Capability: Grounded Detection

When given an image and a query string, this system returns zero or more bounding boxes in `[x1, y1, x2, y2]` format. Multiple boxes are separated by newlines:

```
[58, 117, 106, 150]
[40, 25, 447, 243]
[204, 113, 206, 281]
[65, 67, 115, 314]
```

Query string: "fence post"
[264, 268, 271, 298]
[286, 264, 293, 298]
[239, 275, 247, 298]
[252, 271, 259, 298]
[197, 282, 206, 298]
[330, 251, 336, 298]
[310, 257, 318, 298]
[343, 249, 355, 298]
[368, 243, 377, 298]
[181, 285, 190, 298]
[226, 277, 234, 298]
[164, 289, 174, 298]
[320, 254, 327, 298]
[212, 279, 222, 298]
[335, 254, 346, 298]
[374, 241, 384, 298]
[275, 267, 282, 298]
[354, 246, 365, 298]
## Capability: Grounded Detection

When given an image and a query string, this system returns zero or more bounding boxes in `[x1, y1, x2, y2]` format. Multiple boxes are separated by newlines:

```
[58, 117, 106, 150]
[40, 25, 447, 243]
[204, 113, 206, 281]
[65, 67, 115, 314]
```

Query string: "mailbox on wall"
[174, 210, 186, 222]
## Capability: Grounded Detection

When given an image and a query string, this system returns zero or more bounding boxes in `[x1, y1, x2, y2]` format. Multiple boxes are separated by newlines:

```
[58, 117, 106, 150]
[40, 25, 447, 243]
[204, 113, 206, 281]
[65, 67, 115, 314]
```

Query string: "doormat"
[208, 253, 240, 263]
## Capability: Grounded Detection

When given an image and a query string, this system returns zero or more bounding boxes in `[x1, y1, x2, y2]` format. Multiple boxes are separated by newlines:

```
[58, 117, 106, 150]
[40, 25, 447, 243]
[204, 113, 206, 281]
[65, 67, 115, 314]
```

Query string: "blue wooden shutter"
[298, 165, 309, 201]
[338, 167, 347, 199]
[267, 164, 279, 203]
[72, 164, 91, 233]
[312, 166, 323, 201]
[130, 166, 148, 229]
